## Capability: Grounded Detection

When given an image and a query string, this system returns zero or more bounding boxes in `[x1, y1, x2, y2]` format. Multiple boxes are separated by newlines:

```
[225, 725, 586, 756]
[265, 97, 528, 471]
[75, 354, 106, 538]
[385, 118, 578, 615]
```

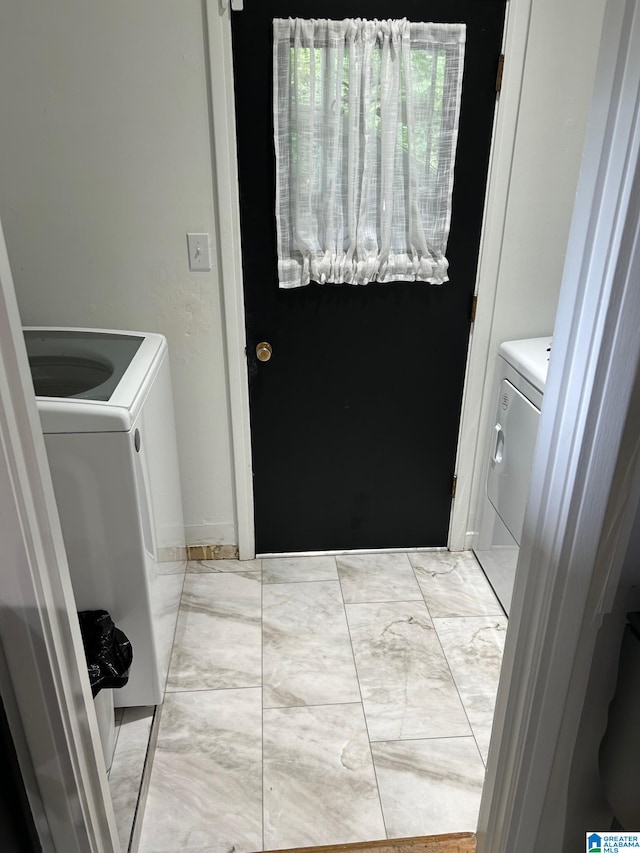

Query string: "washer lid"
[24, 327, 167, 433]
[498, 336, 553, 394]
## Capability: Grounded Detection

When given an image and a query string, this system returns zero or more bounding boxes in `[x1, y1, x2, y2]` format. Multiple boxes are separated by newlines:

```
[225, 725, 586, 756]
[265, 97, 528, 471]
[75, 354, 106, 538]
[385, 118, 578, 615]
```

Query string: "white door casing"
[205, 0, 537, 557]
[478, 0, 640, 848]
[0, 219, 121, 851]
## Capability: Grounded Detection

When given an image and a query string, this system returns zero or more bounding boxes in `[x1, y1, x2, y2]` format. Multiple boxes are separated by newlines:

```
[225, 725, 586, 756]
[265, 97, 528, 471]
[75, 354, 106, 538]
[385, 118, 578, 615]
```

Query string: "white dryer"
[474, 336, 552, 615]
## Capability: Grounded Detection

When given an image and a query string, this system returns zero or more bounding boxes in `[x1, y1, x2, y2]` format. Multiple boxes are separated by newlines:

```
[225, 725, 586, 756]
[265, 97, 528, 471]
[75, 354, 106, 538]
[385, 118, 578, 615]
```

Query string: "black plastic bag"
[77, 610, 133, 697]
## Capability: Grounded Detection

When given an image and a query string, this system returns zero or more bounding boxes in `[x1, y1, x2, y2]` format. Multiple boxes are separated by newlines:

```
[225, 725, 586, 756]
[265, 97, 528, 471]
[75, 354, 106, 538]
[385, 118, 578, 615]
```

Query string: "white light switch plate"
[186, 233, 211, 272]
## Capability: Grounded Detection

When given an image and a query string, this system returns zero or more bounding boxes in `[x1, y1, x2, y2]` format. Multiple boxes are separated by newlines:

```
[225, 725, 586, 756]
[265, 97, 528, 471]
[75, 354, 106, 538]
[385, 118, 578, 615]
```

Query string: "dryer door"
[487, 378, 541, 545]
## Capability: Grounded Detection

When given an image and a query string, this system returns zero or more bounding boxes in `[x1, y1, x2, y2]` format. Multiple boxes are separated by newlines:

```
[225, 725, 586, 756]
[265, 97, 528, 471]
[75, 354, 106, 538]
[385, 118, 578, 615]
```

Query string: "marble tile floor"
[135, 551, 507, 853]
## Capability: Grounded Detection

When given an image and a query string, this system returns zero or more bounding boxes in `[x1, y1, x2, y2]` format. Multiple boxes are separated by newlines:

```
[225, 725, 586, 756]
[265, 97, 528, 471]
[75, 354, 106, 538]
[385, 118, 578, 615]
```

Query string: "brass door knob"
[256, 341, 273, 362]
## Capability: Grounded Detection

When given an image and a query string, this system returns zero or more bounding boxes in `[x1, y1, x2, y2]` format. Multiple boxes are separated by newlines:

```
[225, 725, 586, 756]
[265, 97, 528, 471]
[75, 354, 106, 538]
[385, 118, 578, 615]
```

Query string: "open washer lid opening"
[24, 330, 144, 401]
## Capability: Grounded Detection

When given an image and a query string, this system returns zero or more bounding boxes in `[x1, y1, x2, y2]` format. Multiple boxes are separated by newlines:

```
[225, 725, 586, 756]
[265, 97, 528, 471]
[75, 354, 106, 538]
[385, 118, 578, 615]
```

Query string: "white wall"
[0, 0, 236, 546]
[493, 0, 607, 336]
[463, 0, 608, 543]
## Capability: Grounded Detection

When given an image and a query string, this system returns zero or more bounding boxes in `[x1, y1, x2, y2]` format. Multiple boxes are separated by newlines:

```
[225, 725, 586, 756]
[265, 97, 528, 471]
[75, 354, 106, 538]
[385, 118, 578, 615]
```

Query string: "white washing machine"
[474, 336, 552, 615]
[24, 327, 186, 707]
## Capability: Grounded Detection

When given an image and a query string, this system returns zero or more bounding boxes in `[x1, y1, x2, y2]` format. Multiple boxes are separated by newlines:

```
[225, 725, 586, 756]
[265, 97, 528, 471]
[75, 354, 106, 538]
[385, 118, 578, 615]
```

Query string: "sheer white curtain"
[273, 18, 466, 289]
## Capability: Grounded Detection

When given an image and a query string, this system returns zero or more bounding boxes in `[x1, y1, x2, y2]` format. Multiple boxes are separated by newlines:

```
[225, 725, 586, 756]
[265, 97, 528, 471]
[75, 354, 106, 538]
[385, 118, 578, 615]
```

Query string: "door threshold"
[263, 833, 476, 853]
[257, 546, 450, 559]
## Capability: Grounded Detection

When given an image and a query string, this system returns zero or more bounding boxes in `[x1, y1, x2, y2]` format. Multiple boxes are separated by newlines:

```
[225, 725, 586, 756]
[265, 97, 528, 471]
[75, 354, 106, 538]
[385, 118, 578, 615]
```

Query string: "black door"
[231, 1, 505, 553]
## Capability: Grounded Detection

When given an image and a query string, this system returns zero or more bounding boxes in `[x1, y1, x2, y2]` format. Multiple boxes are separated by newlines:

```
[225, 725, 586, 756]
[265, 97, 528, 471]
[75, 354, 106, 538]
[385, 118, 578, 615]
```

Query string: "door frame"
[205, 0, 532, 558]
[478, 0, 640, 847]
[205, 1, 254, 559]
[0, 220, 121, 852]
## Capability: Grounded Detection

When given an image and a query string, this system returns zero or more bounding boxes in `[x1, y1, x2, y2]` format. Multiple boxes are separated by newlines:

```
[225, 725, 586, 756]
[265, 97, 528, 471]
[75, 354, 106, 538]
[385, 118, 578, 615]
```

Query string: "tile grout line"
[438, 616, 506, 768]
[164, 683, 262, 695]
[407, 556, 481, 756]
[262, 575, 341, 585]
[368, 733, 482, 745]
[405, 553, 437, 623]
[341, 596, 425, 604]
[468, 550, 508, 620]
[428, 617, 491, 767]
[263, 699, 374, 711]
[110, 717, 122, 763]
[126, 704, 161, 853]
[132, 561, 189, 849]
[428, 612, 505, 620]
[336, 556, 389, 843]
[416, 552, 508, 771]
[258, 547, 449, 559]
[187, 570, 263, 576]
[161, 563, 189, 696]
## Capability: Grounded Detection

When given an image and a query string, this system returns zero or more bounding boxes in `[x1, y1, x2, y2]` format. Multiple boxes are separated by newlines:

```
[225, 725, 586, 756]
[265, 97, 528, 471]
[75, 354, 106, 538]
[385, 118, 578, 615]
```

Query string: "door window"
[273, 18, 466, 288]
